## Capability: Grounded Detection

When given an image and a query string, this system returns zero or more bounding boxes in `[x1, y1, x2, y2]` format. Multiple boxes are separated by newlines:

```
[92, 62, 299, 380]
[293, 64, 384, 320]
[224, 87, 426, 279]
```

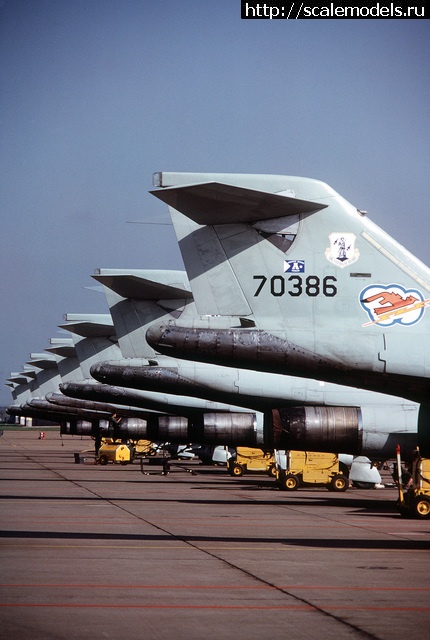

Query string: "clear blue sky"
[1, 0, 429, 405]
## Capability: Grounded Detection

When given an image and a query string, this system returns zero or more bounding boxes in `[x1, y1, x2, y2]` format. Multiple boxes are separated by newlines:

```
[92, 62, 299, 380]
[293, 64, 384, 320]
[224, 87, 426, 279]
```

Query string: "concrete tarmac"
[0, 429, 429, 640]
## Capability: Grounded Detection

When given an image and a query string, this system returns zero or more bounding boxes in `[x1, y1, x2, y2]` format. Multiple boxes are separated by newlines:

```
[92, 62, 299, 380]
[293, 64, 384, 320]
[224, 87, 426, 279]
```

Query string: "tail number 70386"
[253, 275, 337, 297]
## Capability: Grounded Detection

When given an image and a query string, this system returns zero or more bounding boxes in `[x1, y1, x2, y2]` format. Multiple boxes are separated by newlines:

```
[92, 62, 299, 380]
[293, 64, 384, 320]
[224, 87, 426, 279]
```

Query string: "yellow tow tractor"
[228, 447, 276, 478]
[397, 446, 430, 519]
[276, 450, 348, 492]
[98, 439, 134, 465]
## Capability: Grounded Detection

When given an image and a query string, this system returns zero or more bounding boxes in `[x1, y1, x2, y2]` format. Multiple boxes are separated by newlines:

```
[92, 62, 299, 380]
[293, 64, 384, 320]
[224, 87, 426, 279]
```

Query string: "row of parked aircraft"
[6, 172, 429, 468]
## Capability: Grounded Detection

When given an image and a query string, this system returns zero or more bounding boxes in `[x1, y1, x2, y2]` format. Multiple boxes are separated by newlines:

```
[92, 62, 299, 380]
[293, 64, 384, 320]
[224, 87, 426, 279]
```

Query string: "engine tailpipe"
[272, 406, 362, 454]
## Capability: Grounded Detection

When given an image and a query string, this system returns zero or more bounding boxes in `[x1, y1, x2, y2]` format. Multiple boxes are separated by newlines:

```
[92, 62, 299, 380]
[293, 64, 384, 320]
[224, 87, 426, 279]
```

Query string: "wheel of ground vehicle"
[339, 461, 349, 477]
[283, 474, 299, 491]
[267, 464, 277, 478]
[328, 474, 348, 492]
[99, 455, 108, 465]
[413, 496, 430, 519]
[231, 463, 244, 477]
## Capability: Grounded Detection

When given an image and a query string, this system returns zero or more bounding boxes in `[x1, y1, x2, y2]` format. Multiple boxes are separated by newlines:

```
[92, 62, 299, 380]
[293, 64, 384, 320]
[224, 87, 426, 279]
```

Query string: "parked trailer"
[228, 447, 276, 477]
[276, 450, 349, 492]
[98, 442, 134, 465]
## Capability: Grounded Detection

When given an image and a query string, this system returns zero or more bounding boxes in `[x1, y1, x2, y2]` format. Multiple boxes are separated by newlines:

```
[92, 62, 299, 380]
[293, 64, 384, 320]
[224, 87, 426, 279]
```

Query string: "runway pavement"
[0, 428, 429, 640]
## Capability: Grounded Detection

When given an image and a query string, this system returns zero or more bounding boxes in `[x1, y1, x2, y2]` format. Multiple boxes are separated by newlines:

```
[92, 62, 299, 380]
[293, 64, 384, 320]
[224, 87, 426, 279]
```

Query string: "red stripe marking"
[1, 584, 429, 591]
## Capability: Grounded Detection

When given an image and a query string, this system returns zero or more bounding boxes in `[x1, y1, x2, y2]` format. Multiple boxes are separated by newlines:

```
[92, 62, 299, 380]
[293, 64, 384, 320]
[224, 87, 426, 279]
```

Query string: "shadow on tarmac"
[0, 529, 429, 550]
[0, 491, 397, 510]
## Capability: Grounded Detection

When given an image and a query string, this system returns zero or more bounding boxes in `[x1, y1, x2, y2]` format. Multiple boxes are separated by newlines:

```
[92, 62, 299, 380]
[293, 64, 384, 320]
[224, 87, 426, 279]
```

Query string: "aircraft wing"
[150, 182, 327, 225]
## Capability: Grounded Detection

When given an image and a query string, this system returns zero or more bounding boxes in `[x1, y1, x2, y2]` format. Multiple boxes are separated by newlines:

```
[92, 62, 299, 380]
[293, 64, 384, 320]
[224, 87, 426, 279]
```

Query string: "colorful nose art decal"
[360, 284, 429, 327]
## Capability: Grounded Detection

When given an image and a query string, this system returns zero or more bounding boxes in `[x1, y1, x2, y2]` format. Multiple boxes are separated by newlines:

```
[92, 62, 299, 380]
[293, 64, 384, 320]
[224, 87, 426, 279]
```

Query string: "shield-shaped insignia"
[325, 232, 359, 268]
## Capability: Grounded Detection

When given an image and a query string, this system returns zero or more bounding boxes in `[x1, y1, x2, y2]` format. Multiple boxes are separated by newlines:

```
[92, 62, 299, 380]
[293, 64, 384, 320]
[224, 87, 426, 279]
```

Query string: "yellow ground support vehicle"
[228, 447, 276, 477]
[98, 441, 134, 465]
[276, 450, 348, 492]
[133, 439, 157, 456]
[397, 448, 430, 519]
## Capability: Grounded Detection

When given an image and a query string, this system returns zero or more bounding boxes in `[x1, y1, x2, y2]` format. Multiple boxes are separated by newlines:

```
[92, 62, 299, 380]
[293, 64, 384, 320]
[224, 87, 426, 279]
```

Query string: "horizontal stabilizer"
[59, 313, 115, 339]
[92, 273, 193, 301]
[27, 354, 57, 369]
[151, 182, 327, 225]
[8, 374, 33, 384]
[45, 344, 76, 357]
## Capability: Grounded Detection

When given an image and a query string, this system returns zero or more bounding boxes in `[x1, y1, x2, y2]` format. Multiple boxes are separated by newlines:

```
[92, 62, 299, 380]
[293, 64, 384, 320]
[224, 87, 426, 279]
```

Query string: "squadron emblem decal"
[360, 284, 429, 327]
[284, 259, 305, 273]
[325, 233, 359, 268]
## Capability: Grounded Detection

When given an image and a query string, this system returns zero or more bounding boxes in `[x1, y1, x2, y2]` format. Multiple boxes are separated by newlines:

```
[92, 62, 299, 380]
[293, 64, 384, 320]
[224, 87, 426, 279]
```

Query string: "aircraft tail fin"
[92, 269, 195, 359]
[149, 172, 430, 399]
[150, 173, 334, 318]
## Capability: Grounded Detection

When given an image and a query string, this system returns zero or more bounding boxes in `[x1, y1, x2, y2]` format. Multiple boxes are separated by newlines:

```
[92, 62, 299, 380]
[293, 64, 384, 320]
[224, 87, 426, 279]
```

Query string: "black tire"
[99, 455, 109, 466]
[267, 464, 277, 478]
[231, 463, 245, 477]
[329, 474, 348, 492]
[413, 496, 430, 519]
[338, 462, 349, 477]
[283, 474, 299, 491]
[276, 470, 285, 490]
